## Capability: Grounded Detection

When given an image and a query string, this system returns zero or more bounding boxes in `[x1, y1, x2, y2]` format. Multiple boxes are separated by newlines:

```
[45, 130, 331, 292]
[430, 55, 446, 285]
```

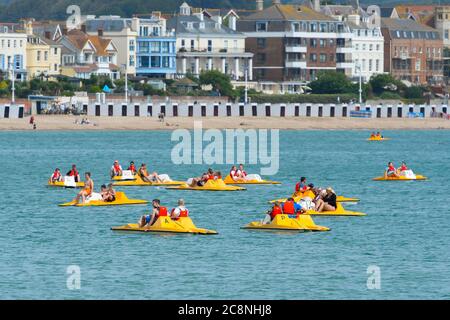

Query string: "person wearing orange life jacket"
[110, 160, 123, 178]
[50, 168, 62, 183]
[66, 164, 80, 182]
[170, 199, 189, 221]
[267, 202, 283, 222]
[282, 198, 304, 217]
[139, 199, 168, 227]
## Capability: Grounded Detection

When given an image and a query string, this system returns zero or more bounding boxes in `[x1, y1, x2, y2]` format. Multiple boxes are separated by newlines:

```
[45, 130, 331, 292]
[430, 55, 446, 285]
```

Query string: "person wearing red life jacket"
[230, 165, 238, 180]
[139, 199, 168, 227]
[236, 164, 247, 180]
[127, 161, 137, 174]
[398, 161, 408, 172]
[66, 164, 80, 182]
[282, 198, 304, 216]
[385, 162, 400, 178]
[268, 202, 283, 220]
[110, 160, 123, 178]
[295, 177, 309, 194]
[170, 199, 189, 221]
[50, 168, 62, 182]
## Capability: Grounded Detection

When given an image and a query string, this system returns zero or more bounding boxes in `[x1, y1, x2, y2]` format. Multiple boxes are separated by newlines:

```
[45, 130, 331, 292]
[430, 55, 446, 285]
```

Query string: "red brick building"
[381, 18, 443, 85]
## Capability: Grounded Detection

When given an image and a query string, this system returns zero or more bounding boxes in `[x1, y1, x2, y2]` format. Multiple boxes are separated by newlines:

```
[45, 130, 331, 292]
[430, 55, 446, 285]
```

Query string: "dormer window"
[256, 22, 267, 32]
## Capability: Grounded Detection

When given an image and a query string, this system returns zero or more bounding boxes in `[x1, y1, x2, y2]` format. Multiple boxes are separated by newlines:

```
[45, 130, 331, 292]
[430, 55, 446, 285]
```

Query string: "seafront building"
[168, 2, 253, 80]
[381, 18, 443, 85]
[58, 28, 119, 80]
[237, 1, 354, 94]
[0, 23, 27, 81]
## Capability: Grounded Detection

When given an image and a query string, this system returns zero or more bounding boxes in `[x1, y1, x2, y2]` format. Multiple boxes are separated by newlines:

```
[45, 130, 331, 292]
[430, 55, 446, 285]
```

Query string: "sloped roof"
[85, 18, 132, 33]
[167, 14, 242, 36]
[65, 29, 116, 56]
[394, 5, 435, 26]
[243, 4, 336, 22]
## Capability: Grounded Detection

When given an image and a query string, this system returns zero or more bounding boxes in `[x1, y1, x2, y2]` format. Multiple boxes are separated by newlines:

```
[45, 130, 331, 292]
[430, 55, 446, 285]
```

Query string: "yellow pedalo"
[223, 175, 280, 185]
[373, 175, 427, 181]
[367, 137, 390, 141]
[305, 203, 366, 217]
[112, 174, 185, 187]
[48, 181, 85, 188]
[59, 191, 148, 207]
[269, 190, 359, 203]
[166, 179, 246, 191]
[243, 214, 330, 232]
[112, 216, 217, 235]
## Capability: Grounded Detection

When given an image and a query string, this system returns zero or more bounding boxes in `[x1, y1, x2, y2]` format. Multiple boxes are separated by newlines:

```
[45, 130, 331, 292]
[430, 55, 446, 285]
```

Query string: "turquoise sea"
[0, 130, 449, 299]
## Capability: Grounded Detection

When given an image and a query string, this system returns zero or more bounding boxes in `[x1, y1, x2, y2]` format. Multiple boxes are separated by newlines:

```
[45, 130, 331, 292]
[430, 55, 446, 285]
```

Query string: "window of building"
[191, 40, 195, 51]
[310, 23, 317, 32]
[376, 44, 380, 51]
[162, 56, 170, 68]
[256, 53, 266, 63]
[208, 40, 212, 52]
[139, 42, 149, 53]
[355, 43, 359, 50]
[44, 51, 48, 61]
[319, 53, 327, 63]
[129, 40, 135, 52]
[446, 30, 449, 40]
[150, 56, 161, 68]
[161, 42, 170, 53]
[309, 53, 317, 62]
[310, 39, 317, 48]
[376, 59, 379, 71]
[319, 39, 326, 48]
[151, 42, 160, 53]
[139, 56, 149, 68]
[256, 22, 268, 32]
[369, 44, 373, 51]
[369, 59, 372, 71]
[54, 47, 58, 55]
[181, 39, 185, 48]
[37, 51, 41, 61]
[320, 23, 326, 32]
[129, 55, 135, 67]
[257, 38, 266, 49]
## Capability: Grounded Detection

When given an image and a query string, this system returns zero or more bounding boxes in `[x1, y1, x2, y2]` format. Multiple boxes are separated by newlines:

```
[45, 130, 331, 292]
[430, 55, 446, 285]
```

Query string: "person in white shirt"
[110, 160, 123, 178]
[170, 199, 190, 220]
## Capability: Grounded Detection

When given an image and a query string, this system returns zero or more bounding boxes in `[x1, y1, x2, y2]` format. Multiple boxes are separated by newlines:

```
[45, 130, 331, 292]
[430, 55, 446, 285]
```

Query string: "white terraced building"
[0, 23, 27, 81]
[168, 2, 253, 80]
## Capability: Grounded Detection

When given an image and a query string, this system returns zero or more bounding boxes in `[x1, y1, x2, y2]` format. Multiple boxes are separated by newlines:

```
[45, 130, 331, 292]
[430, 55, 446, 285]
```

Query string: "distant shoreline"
[1, 115, 450, 131]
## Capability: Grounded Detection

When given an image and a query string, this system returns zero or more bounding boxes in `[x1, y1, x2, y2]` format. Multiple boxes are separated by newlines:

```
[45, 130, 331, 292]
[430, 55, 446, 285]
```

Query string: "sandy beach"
[1, 115, 449, 131]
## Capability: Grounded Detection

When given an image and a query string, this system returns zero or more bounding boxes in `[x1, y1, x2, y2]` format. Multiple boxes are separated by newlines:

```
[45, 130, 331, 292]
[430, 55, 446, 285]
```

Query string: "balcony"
[285, 45, 307, 53]
[285, 60, 307, 68]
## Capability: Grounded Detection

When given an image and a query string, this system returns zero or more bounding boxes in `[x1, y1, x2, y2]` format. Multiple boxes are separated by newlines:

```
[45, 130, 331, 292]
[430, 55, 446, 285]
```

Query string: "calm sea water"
[0, 130, 449, 300]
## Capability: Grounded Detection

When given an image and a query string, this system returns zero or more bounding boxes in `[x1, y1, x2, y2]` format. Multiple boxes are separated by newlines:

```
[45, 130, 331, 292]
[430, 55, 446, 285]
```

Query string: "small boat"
[59, 191, 148, 207]
[373, 170, 427, 181]
[166, 179, 246, 191]
[223, 174, 280, 185]
[243, 214, 330, 232]
[270, 190, 359, 203]
[305, 203, 366, 217]
[112, 217, 217, 235]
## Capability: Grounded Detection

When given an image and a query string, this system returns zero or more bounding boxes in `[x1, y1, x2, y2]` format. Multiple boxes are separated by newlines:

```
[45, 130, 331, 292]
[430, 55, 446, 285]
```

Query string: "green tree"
[199, 70, 235, 98]
[309, 71, 353, 94]
[369, 74, 403, 95]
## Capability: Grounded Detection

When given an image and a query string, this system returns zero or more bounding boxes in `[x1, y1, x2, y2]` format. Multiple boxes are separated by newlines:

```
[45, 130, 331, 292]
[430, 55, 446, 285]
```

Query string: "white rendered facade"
[0, 25, 27, 81]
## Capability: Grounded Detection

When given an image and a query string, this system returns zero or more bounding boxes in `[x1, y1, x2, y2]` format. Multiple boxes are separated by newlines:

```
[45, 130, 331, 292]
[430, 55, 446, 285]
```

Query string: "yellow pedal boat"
[243, 214, 330, 232]
[305, 203, 365, 216]
[112, 175, 184, 187]
[111, 216, 217, 235]
[373, 174, 427, 181]
[269, 190, 359, 203]
[223, 175, 280, 185]
[47, 181, 85, 188]
[367, 137, 390, 141]
[59, 191, 148, 207]
[166, 179, 246, 191]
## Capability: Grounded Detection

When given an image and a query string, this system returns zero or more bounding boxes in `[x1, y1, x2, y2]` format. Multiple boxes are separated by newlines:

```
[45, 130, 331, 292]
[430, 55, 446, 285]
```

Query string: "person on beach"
[74, 172, 94, 204]
[128, 161, 137, 174]
[138, 163, 162, 183]
[170, 199, 189, 221]
[385, 162, 400, 178]
[67, 164, 80, 182]
[50, 168, 62, 183]
[139, 199, 167, 227]
[315, 187, 337, 212]
[110, 160, 123, 178]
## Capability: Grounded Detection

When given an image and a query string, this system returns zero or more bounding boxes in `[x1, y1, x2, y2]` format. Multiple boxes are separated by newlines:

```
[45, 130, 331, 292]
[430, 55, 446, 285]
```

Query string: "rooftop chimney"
[313, 0, 320, 12]
[256, 0, 263, 11]
[98, 29, 103, 36]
